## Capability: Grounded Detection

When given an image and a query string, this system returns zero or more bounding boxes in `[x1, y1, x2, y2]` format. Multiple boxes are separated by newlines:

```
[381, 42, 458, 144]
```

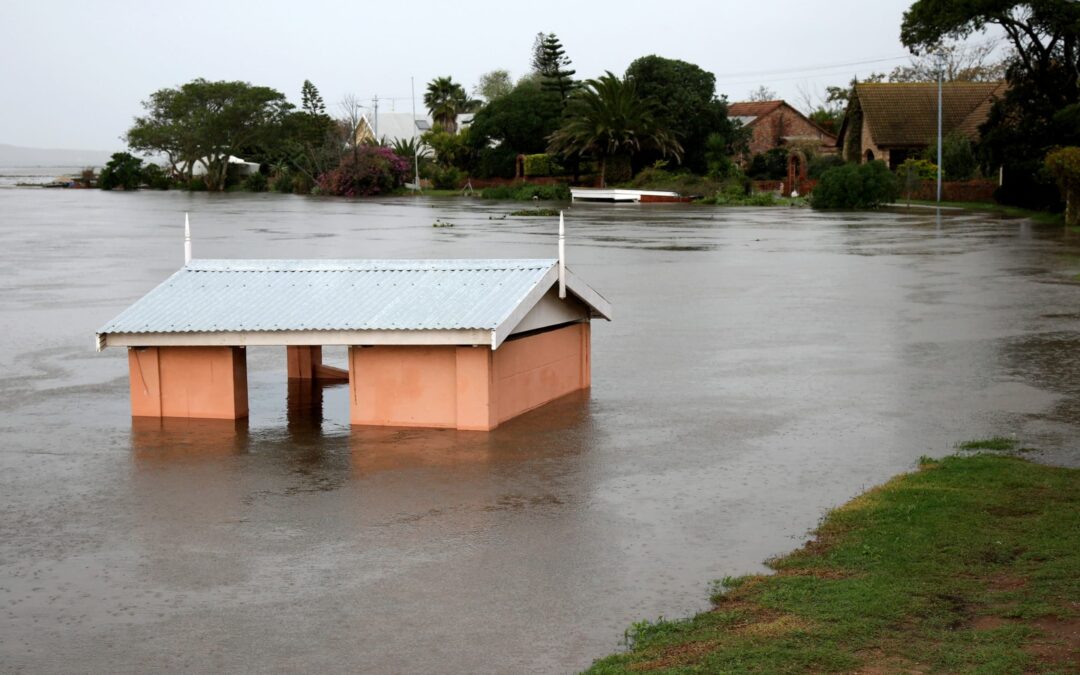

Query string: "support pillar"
[455, 346, 495, 431]
[129, 346, 248, 419]
[287, 346, 348, 382]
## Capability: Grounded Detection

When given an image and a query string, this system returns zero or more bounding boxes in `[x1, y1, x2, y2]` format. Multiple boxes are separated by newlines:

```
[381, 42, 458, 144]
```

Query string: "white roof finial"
[184, 212, 192, 265]
[558, 211, 566, 299]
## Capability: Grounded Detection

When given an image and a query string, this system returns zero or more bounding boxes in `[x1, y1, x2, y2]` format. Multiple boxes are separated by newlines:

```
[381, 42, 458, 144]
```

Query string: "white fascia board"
[564, 269, 613, 320]
[99, 328, 494, 349]
[492, 266, 559, 349]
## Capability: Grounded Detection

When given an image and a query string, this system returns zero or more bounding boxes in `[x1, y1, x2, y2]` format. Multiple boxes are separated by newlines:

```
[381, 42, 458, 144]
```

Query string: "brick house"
[835, 81, 1005, 169]
[727, 100, 838, 159]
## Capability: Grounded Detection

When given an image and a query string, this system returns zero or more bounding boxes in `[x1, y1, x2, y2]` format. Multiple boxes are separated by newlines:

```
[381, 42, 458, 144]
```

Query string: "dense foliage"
[548, 72, 682, 187]
[901, 0, 1080, 209]
[424, 76, 475, 133]
[468, 78, 562, 177]
[98, 152, 146, 190]
[316, 146, 410, 197]
[625, 56, 745, 175]
[127, 79, 293, 191]
[925, 130, 977, 180]
[1045, 146, 1080, 225]
[811, 161, 899, 209]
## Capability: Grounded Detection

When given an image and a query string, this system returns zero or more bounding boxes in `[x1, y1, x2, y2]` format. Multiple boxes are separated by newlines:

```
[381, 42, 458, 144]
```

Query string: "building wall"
[348, 323, 590, 430]
[746, 106, 837, 157]
[859, 119, 886, 165]
[492, 322, 589, 424]
[128, 346, 248, 419]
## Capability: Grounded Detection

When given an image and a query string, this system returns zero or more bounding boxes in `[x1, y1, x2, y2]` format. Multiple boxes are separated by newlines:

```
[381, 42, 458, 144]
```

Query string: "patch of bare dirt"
[630, 640, 717, 672]
[1024, 615, 1080, 669]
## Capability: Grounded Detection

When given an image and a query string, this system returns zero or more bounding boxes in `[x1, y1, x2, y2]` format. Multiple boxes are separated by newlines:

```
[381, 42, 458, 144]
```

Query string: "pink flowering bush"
[317, 146, 411, 196]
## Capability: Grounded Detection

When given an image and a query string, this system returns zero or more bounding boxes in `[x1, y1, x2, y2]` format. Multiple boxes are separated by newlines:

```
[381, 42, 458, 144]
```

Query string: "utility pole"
[936, 51, 945, 204]
[372, 94, 379, 141]
[411, 77, 420, 192]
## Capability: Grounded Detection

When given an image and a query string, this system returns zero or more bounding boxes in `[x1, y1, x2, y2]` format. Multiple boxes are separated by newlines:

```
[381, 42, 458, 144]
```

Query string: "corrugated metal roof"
[99, 259, 559, 334]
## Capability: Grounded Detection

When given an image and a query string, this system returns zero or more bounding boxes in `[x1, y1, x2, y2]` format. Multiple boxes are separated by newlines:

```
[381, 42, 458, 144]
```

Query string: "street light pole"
[936, 52, 946, 204]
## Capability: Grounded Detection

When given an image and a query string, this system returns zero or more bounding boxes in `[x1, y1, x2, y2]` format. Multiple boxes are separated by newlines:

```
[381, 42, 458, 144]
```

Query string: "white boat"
[570, 188, 688, 203]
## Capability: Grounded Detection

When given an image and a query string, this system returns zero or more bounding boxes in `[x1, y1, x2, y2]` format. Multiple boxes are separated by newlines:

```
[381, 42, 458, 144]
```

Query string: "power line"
[711, 55, 910, 80]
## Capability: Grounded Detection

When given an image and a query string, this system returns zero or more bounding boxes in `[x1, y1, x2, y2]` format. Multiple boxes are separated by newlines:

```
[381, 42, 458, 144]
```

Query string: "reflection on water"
[131, 416, 250, 461]
[2, 190, 1079, 674]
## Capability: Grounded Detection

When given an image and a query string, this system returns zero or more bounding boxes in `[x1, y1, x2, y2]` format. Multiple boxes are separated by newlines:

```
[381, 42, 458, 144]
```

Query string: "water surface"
[1, 190, 1078, 673]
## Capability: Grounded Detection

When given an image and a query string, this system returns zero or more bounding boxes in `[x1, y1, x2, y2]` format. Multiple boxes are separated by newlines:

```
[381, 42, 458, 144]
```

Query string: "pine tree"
[531, 33, 577, 103]
[301, 80, 326, 116]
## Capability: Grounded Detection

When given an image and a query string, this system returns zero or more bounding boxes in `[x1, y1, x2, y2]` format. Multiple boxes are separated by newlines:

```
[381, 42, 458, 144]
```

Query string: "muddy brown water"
[1, 190, 1078, 673]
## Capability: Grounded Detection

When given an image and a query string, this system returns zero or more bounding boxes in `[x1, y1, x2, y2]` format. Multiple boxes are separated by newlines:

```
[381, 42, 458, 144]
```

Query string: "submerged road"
[1, 191, 1078, 673]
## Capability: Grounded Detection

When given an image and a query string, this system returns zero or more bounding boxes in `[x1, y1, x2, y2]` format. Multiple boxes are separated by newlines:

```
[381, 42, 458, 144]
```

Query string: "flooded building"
[97, 257, 611, 431]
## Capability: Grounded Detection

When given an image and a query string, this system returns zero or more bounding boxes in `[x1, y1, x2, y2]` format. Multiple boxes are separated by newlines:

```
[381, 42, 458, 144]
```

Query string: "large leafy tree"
[127, 79, 293, 191]
[473, 69, 513, 102]
[532, 33, 577, 103]
[423, 76, 476, 133]
[468, 77, 563, 156]
[548, 72, 682, 187]
[901, 0, 1080, 208]
[625, 55, 745, 174]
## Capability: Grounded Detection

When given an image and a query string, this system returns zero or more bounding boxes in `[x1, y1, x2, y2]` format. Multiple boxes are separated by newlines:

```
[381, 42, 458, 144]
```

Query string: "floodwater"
[1, 190, 1078, 673]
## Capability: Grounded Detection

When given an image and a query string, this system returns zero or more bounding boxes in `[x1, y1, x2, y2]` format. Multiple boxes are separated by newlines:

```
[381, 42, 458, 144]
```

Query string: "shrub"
[317, 146, 410, 197]
[476, 146, 518, 179]
[271, 172, 293, 193]
[748, 148, 788, 180]
[1045, 146, 1080, 226]
[522, 153, 562, 177]
[811, 160, 898, 210]
[926, 131, 977, 181]
[187, 177, 208, 192]
[808, 155, 845, 180]
[428, 165, 465, 190]
[141, 163, 171, 190]
[98, 152, 144, 190]
[243, 172, 268, 192]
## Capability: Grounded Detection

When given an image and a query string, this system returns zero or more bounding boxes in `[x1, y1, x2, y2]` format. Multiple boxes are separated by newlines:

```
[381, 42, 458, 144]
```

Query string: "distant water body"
[0, 165, 87, 187]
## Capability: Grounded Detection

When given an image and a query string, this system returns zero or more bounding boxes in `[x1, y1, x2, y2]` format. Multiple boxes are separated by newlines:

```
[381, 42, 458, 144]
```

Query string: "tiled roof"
[727, 100, 785, 123]
[856, 82, 1005, 147]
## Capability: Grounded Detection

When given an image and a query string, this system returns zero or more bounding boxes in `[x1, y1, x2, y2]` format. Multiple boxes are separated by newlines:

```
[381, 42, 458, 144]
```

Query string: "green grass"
[956, 436, 1019, 452]
[509, 207, 561, 217]
[584, 453, 1079, 674]
[900, 200, 1064, 225]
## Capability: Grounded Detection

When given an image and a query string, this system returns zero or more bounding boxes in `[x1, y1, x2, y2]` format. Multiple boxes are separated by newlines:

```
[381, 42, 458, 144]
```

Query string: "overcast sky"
[2, 0, 953, 151]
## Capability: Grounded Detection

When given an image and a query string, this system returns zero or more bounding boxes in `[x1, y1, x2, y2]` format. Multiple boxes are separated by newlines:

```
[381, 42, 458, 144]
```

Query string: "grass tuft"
[956, 436, 1019, 451]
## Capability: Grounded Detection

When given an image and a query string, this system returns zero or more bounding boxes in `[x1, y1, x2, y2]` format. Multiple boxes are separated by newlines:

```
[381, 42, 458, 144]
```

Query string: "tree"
[301, 79, 326, 115]
[1045, 147, 1080, 226]
[888, 39, 1008, 82]
[273, 81, 343, 186]
[424, 76, 476, 133]
[468, 78, 563, 156]
[474, 69, 513, 102]
[901, 0, 1080, 208]
[925, 130, 978, 180]
[98, 152, 145, 190]
[126, 79, 293, 191]
[338, 93, 365, 158]
[625, 55, 745, 174]
[811, 161, 898, 209]
[532, 33, 577, 103]
[548, 72, 682, 187]
[747, 85, 777, 102]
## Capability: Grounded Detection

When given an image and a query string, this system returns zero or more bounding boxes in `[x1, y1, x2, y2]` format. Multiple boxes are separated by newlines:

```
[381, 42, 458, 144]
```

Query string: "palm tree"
[548, 72, 682, 187]
[424, 76, 475, 134]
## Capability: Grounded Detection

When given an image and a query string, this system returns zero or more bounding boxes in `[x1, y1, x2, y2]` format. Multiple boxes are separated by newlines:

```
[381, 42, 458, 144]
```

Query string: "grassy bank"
[586, 452, 1079, 673]
[897, 200, 1064, 226]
